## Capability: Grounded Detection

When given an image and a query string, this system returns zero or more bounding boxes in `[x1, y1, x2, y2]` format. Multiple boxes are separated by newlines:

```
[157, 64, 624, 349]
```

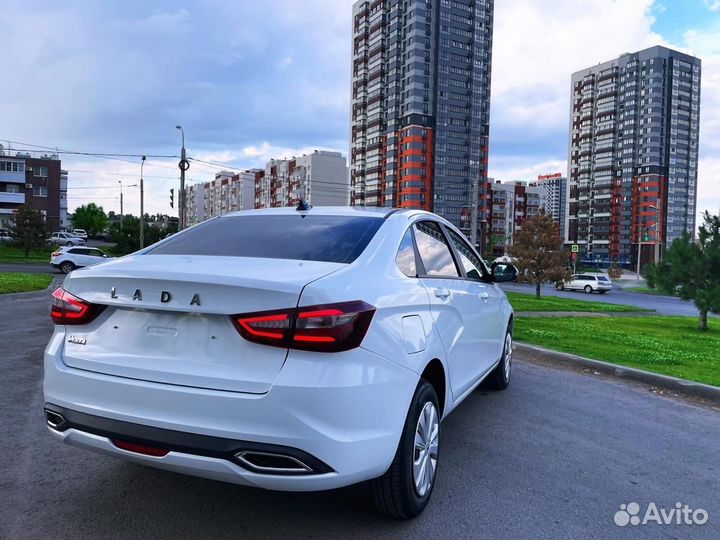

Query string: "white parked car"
[49, 232, 86, 246]
[50, 246, 113, 274]
[0, 228, 16, 244]
[557, 273, 613, 294]
[43, 207, 517, 518]
[72, 228, 88, 239]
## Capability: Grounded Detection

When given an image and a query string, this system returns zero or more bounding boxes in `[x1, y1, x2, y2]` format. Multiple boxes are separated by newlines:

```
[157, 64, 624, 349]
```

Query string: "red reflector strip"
[112, 439, 169, 457]
[293, 334, 336, 343]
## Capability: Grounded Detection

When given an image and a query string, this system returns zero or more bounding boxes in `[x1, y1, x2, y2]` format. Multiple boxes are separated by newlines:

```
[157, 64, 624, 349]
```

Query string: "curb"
[515, 342, 720, 405]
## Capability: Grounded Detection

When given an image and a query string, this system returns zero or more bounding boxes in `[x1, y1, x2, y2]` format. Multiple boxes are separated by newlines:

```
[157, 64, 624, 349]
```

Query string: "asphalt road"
[500, 281, 706, 317]
[1, 291, 718, 539]
[0, 262, 58, 274]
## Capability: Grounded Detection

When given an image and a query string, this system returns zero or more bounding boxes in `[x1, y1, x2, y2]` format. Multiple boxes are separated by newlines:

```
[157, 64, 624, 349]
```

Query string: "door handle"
[480, 292, 490, 300]
[434, 287, 450, 299]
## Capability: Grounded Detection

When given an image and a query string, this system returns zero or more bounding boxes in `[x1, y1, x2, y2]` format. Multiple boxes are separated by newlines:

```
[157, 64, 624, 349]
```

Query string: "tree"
[508, 209, 570, 299]
[10, 205, 48, 257]
[607, 263, 623, 280]
[73, 203, 108, 237]
[108, 215, 174, 255]
[655, 211, 720, 331]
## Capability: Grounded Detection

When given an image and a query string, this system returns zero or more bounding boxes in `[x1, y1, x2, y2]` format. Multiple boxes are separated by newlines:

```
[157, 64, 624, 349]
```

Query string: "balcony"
[0, 170, 26, 184]
[0, 192, 25, 204]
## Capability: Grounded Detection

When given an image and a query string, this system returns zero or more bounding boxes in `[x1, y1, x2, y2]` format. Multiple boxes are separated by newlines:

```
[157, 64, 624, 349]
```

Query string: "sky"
[0, 0, 718, 222]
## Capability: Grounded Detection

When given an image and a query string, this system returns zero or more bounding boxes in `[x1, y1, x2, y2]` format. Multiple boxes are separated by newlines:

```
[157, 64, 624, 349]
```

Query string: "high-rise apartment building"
[536, 173, 567, 235]
[350, 0, 494, 233]
[568, 45, 701, 265]
[254, 150, 348, 209]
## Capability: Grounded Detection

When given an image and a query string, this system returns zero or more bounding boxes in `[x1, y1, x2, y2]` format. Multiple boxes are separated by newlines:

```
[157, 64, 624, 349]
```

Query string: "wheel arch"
[420, 359, 446, 417]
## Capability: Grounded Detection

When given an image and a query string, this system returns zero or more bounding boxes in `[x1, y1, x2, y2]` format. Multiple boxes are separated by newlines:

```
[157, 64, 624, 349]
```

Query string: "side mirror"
[491, 262, 518, 283]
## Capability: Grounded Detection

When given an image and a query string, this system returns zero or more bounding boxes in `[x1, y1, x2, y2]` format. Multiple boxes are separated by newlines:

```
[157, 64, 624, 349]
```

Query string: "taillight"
[50, 287, 105, 325]
[51, 251, 61, 257]
[231, 301, 375, 352]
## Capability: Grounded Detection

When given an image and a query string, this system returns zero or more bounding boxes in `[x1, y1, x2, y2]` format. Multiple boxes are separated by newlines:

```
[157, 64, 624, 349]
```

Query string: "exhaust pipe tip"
[235, 450, 314, 474]
[44, 409, 66, 431]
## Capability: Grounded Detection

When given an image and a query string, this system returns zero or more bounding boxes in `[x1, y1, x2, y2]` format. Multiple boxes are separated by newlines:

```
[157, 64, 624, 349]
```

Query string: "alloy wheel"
[413, 401, 439, 497]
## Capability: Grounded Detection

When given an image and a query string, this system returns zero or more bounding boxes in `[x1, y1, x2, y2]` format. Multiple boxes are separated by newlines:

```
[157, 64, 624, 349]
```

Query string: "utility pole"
[176, 125, 189, 230]
[140, 156, 146, 249]
[118, 181, 124, 232]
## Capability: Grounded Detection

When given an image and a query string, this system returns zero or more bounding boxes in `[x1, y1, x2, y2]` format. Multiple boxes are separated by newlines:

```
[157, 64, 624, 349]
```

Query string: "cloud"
[703, 0, 720, 11]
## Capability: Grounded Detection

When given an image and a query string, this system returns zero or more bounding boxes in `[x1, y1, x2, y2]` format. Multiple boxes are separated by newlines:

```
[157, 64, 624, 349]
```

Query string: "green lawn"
[506, 292, 649, 313]
[622, 286, 674, 297]
[0, 244, 54, 264]
[515, 316, 720, 386]
[0, 272, 52, 294]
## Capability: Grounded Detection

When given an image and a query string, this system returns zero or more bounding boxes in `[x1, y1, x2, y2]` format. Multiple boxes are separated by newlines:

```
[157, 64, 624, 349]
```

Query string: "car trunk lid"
[59, 254, 344, 393]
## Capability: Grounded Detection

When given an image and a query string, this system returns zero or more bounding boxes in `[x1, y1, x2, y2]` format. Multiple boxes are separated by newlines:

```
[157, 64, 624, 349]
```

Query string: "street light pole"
[140, 156, 146, 249]
[648, 203, 661, 265]
[176, 125, 188, 230]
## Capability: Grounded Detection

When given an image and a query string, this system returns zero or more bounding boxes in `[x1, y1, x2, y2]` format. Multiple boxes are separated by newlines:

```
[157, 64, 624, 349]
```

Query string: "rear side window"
[598, 276, 610, 282]
[147, 214, 384, 264]
[413, 221, 459, 277]
[396, 228, 418, 277]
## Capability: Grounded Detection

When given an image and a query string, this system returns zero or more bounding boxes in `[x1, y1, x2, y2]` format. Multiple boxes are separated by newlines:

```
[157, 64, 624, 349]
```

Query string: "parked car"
[50, 246, 113, 274]
[48, 232, 86, 246]
[0, 228, 16, 244]
[72, 228, 88, 239]
[43, 207, 518, 518]
[96, 229, 112, 241]
[557, 273, 613, 294]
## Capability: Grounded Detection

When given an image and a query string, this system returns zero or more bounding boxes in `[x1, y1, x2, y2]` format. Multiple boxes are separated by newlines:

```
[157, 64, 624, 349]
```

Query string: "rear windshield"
[146, 214, 384, 263]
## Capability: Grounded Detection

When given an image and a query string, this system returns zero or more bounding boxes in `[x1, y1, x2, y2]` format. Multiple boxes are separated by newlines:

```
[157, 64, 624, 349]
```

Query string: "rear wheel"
[59, 261, 75, 274]
[584, 285, 593, 294]
[486, 325, 512, 390]
[598, 290, 607, 294]
[371, 380, 439, 519]
[556, 282, 564, 291]
[66, 241, 73, 246]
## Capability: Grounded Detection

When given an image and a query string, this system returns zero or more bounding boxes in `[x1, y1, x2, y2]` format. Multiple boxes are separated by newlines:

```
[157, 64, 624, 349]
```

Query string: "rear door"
[413, 220, 496, 398]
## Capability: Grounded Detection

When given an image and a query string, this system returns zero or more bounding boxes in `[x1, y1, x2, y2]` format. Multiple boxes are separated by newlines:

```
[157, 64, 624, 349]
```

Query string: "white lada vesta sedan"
[44, 206, 517, 518]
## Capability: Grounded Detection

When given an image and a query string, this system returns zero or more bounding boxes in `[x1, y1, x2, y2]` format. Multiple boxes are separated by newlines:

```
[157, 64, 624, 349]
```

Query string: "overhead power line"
[1, 139, 177, 159]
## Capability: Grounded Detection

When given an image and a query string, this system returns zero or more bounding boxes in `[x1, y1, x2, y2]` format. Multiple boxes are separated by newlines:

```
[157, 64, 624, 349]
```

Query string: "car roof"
[219, 206, 446, 225]
[221, 206, 405, 219]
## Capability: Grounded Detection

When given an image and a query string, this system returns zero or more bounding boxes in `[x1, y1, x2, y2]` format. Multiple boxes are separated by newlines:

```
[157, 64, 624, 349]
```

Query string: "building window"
[33, 186, 48, 197]
[0, 161, 25, 173]
[34, 166, 48, 178]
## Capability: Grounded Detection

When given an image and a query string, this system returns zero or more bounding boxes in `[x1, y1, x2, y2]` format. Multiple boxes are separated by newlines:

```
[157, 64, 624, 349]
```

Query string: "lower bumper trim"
[44, 403, 334, 475]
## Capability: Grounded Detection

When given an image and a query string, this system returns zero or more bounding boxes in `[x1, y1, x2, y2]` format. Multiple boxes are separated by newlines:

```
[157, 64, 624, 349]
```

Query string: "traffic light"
[170, 188, 174, 209]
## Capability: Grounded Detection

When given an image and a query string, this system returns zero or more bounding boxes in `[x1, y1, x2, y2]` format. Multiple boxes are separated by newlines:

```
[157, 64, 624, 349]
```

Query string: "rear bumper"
[43, 329, 418, 491]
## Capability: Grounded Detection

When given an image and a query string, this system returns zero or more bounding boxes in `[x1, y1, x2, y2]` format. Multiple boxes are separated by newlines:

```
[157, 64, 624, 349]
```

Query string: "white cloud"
[703, 0, 720, 11]
[489, 156, 567, 183]
[491, 0, 663, 134]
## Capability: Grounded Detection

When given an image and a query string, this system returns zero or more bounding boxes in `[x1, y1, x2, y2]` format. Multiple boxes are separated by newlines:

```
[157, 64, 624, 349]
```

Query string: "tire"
[59, 261, 75, 274]
[66, 241, 73, 246]
[485, 324, 513, 390]
[598, 290, 607, 295]
[584, 285, 593, 294]
[556, 283, 564, 291]
[370, 380, 440, 519]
